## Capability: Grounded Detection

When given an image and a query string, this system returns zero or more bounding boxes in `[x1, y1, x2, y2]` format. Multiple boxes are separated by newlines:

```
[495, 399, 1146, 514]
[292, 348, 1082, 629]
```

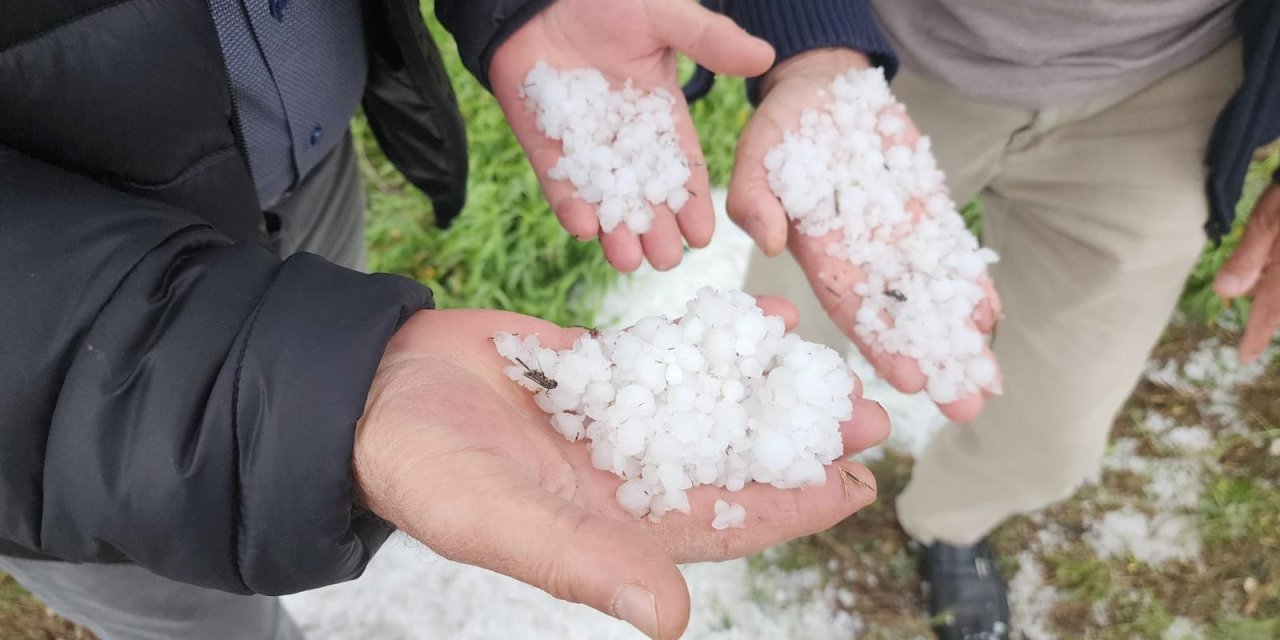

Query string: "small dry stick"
[839, 466, 875, 501]
[569, 325, 602, 338]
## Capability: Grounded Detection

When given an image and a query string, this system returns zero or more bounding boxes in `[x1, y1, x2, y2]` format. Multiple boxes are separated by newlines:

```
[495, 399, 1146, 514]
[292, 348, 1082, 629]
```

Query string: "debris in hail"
[494, 288, 855, 526]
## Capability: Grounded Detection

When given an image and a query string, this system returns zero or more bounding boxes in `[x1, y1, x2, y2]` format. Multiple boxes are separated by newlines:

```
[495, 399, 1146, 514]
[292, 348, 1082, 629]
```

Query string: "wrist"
[760, 48, 871, 99]
[352, 310, 434, 517]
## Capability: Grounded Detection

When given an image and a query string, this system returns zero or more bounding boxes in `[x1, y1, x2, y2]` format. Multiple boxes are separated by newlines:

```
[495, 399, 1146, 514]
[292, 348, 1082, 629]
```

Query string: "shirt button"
[269, 0, 288, 20]
[309, 125, 324, 146]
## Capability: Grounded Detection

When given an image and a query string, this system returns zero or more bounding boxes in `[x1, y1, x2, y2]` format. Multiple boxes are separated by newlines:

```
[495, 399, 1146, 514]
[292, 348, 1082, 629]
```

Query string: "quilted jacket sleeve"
[0, 146, 431, 595]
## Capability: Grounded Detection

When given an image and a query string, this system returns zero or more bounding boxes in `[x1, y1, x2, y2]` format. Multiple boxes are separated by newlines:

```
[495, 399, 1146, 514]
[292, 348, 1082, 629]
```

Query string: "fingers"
[657, 460, 878, 564]
[447, 482, 691, 640]
[640, 206, 687, 272]
[937, 393, 985, 423]
[933, 343, 1000, 421]
[1214, 186, 1280, 363]
[1216, 185, 1280, 298]
[636, 389, 886, 564]
[752, 295, 800, 331]
[627, 89, 713, 270]
[601, 225, 645, 273]
[843, 398, 891, 453]
[860, 343, 929, 394]
[517, 115, 694, 273]
[649, 0, 775, 78]
[728, 109, 790, 255]
[522, 145, 603, 241]
[669, 92, 716, 251]
[791, 233, 929, 393]
[972, 277, 1002, 334]
[1239, 266, 1280, 363]
[490, 64, 605, 243]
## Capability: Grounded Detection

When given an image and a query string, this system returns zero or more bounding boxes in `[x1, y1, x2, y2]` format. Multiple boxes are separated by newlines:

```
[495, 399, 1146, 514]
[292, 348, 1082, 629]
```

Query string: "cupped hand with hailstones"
[353, 298, 888, 640]
[489, 0, 775, 274]
[726, 47, 1003, 423]
[1215, 182, 1280, 363]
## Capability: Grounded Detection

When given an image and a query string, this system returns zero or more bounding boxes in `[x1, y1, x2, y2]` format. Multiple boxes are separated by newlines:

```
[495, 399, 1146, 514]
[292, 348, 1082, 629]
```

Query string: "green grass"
[1211, 615, 1280, 640]
[359, 2, 612, 326]
[1045, 546, 1114, 602]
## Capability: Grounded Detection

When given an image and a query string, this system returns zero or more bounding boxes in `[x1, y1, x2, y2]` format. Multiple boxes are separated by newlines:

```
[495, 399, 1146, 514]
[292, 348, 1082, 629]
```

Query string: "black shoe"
[919, 538, 1011, 640]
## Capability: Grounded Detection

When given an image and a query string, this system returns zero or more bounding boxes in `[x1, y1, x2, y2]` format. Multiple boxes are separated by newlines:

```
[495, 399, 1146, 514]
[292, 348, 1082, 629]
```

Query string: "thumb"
[727, 108, 789, 255]
[648, 0, 775, 78]
[456, 484, 691, 640]
[1216, 185, 1280, 298]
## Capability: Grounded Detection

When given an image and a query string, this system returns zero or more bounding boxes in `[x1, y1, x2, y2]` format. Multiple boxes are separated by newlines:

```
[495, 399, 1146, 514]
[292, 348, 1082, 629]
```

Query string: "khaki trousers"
[745, 41, 1243, 545]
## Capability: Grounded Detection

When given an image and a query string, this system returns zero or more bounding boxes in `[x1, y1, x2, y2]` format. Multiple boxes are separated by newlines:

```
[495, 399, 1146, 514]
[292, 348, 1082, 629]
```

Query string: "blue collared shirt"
[207, 0, 368, 208]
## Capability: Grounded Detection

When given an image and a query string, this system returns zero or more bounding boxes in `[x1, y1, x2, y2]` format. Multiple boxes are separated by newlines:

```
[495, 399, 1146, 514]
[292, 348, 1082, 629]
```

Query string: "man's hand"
[1215, 183, 1280, 363]
[352, 300, 888, 639]
[489, 0, 775, 274]
[727, 48, 1000, 423]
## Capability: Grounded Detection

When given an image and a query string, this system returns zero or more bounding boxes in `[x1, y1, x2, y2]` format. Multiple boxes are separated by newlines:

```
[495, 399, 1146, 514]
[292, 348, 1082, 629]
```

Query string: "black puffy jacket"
[0, 0, 546, 596]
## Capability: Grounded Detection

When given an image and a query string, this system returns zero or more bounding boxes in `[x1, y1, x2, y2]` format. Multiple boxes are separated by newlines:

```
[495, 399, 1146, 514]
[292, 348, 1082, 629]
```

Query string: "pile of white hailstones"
[764, 67, 1000, 405]
[520, 61, 692, 234]
[494, 288, 855, 529]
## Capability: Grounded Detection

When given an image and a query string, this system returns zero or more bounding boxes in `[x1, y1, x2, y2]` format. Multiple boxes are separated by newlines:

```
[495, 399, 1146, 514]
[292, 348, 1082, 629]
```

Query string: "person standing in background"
[0, 1, 899, 638]
[727, 1, 1280, 637]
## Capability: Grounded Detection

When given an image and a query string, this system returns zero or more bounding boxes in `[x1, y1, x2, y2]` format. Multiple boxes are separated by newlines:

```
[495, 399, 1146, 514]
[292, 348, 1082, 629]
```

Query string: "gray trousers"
[1, 133, 365, 640]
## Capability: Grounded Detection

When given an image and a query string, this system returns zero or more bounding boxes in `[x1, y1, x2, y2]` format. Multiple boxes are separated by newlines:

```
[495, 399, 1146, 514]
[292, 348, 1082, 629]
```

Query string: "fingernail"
[612, 585, 661, 639]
